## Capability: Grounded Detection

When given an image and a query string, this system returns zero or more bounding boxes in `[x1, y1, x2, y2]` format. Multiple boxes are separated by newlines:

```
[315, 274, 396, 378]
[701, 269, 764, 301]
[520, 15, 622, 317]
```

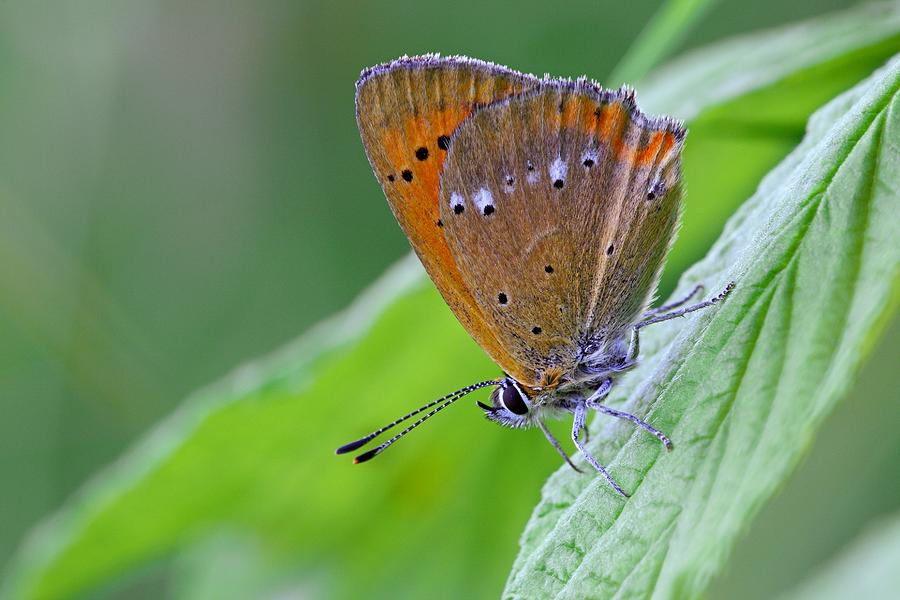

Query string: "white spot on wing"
[450, 191, 465, 211]
[504, 175, 515, 193]
[581, 148, 599, 167]
[647, 179, 666, 200]
[526, 161, 539, 185]
[550, 157, 567, 184]
[473, 187, 494, 214]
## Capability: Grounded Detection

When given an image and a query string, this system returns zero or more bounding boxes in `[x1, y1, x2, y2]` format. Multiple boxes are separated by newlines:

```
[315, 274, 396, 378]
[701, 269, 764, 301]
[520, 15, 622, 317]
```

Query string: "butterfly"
[337, 55, 732, 496]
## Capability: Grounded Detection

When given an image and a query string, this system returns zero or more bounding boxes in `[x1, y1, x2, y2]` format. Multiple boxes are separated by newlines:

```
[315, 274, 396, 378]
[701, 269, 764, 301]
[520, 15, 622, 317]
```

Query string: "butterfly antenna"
[335, 380, 501, 458]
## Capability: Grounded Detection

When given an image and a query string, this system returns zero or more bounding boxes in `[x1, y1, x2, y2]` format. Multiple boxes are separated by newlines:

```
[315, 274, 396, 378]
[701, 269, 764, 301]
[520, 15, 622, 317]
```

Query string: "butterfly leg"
[626, 281, 735, 363]
[642, 284, 704, 318]
[572, 402, 629, 497]
[586, 377, 614, 403]
[588, 401, 673, 451]
[584, 377, 672, 449]
[537, 419, 583, 474]
[580, 377, 614, 443]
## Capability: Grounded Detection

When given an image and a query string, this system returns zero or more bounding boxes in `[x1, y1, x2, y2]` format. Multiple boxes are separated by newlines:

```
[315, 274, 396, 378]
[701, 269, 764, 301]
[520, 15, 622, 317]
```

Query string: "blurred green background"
[0, 1, 894, 598]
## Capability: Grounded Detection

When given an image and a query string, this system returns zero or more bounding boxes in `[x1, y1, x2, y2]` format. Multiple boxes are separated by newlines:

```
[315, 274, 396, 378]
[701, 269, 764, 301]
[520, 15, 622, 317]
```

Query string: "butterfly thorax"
[544, 331, 635, 397]
[481, 329, 638, 428]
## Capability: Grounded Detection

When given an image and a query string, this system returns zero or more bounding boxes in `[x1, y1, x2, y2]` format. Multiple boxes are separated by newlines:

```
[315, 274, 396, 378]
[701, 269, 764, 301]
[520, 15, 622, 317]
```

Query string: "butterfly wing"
[355, 56, 540, 383]
[438, 81, 684, 389]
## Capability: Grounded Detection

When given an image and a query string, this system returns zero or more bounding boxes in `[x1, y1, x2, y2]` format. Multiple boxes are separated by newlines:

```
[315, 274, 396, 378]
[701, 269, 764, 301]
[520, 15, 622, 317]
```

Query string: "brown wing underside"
[355, 56, 539, 383]
[439, 82, 684, 387]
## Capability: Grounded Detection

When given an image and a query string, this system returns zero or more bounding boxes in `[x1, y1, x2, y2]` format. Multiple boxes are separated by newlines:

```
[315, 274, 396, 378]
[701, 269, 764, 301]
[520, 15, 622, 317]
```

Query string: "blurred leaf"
[3, 6, 900, 600]
[2, 250, 562, 600]
[647, 1, 900, 296]
[778, 512, 900, 600]
[504, 54, 900, 599]
[638, 2, 900, 119]
[607, 0, 720, 86]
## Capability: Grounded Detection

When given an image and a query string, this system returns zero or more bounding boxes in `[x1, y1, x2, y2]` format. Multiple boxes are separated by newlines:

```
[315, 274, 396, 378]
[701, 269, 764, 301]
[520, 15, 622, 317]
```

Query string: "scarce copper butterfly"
[337, 55, 733, 496]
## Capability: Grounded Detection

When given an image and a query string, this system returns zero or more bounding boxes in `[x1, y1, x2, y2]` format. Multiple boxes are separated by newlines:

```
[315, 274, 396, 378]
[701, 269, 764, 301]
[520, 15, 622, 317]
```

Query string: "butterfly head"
[477, 378, 535, 429]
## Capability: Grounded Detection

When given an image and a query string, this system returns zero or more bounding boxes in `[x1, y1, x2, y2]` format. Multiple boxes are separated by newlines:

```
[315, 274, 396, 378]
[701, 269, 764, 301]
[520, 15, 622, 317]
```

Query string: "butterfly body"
[345, 55, 733, 496]
[480, 338, 637, 429]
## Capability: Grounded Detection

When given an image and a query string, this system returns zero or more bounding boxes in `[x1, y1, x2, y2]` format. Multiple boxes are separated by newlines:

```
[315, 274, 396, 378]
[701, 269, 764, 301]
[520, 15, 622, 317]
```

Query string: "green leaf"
[3, 6, 899, 600]
[3, 258, 564, 600]
[637, 2, 900, 120]
[503, 54, 900, 600]
[646, 1, 900, 295]
[779, 512, 900, 600]
[705, 313, 900, 599]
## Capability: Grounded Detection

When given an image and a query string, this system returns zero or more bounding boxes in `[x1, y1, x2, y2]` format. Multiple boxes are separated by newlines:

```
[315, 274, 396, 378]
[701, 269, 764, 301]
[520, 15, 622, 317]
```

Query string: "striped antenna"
[335, 379, 501, 461]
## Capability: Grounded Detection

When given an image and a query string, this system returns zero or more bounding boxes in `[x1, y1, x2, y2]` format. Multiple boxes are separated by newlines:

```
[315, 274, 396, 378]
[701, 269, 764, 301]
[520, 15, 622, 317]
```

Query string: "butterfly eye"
[501, 384, 529, 415]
